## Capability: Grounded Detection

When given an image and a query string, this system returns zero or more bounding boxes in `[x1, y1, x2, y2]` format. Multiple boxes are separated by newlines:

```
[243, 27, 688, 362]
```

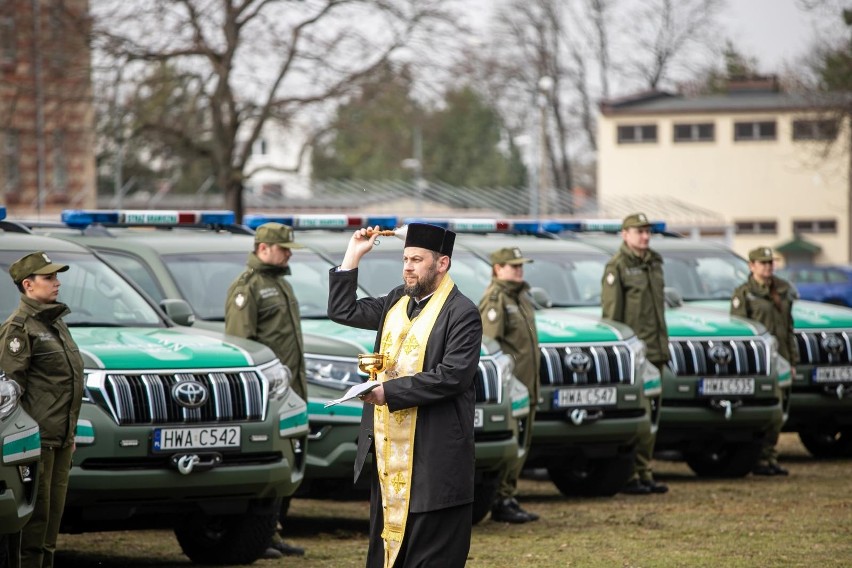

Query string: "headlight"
[305, 355, 362, 389]
[0, 379, 23, 420]
[496, 352, 515, 387]
[628, 338, 648, 383]
[261, 360, 292, 401]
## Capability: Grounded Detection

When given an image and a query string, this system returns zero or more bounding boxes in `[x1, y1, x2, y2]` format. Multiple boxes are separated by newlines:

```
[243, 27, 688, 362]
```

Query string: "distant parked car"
[776, 265, 852, 307]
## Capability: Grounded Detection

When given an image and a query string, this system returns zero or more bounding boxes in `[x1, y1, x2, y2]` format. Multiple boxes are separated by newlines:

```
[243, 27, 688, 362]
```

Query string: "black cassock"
[327, 267, 483, 567]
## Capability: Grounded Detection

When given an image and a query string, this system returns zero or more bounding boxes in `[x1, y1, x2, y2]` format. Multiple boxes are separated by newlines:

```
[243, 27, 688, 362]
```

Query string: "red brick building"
[1, 0, 95, 215]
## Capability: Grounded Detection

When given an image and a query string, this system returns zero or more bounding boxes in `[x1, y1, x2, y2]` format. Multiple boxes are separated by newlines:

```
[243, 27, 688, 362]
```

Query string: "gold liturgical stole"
[374, 273, 455, 568]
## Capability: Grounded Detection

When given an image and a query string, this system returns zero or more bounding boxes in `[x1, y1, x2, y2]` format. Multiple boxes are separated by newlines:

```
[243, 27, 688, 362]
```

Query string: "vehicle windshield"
[659, 249, 750, 300]
[0, 250, 163, 326]
[346, 249, 603, 307]
[162, 249, 360, 320]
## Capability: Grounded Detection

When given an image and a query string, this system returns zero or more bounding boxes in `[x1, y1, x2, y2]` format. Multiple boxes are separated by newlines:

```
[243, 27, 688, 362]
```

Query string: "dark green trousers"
[20, 445, 73, 568]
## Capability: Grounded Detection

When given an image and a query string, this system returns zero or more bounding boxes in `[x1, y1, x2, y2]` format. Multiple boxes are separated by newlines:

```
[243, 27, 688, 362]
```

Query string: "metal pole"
[32, 0, 46, 217]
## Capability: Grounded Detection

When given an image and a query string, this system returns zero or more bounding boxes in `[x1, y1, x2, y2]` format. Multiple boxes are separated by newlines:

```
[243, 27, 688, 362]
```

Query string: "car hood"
[70, 327, 271, 369]
[534, 308, 631, 343]
[688, 299, 852, 330]
[568, 305, 764, 337]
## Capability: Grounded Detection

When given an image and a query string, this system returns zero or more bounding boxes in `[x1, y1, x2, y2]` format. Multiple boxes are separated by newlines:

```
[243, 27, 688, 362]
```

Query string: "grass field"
[56, 433, 851, 567]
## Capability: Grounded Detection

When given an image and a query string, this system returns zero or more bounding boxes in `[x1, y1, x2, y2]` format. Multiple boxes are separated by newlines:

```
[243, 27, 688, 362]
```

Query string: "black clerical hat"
[404, 223, 455, 257]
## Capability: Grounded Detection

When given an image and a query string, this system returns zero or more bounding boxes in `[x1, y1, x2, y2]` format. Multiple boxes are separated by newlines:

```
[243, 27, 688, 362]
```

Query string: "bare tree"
[91, 0, 457, 220]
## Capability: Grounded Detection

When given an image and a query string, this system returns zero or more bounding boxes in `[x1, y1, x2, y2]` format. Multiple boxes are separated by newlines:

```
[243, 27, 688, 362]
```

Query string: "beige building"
[597, 83, 851, 265]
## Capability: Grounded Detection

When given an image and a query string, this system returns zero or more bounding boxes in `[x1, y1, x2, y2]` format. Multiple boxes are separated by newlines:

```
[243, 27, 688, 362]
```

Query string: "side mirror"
[160, 299, 196, 326]
[529, 287, 553, 309]
[664, 287, 683, 308]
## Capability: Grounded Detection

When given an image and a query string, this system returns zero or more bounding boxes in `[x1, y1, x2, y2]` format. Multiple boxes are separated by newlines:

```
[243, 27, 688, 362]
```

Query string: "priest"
[327, 222, 483, 568]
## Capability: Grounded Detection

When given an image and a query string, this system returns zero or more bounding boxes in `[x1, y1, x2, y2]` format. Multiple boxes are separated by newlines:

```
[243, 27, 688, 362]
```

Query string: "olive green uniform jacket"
[479, 278, 540, 404]
[225, 253, 307, 400]
[0, 295, 84, 449]
[730, 276, 799, 365]
[601, 243, 670, 364]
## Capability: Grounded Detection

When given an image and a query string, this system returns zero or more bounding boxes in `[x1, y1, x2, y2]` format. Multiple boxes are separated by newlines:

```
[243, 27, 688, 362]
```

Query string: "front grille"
[668, 339, 769, 377]
[475, 359, 501, 403]
[539, 345, 633, 386]
[795, 331, 852, 365]
[97, 372, 265, 425]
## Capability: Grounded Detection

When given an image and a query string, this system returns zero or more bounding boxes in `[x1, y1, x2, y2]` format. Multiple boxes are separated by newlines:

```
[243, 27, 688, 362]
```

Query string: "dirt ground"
[55, 433, 852, 567]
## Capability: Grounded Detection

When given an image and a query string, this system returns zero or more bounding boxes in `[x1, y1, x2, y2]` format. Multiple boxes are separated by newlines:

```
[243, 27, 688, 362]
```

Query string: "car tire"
[174, 509, 277, 565]
[799, 427, 852, 458]
[546, 453, 634, 497]
[684, 442, 762, 478]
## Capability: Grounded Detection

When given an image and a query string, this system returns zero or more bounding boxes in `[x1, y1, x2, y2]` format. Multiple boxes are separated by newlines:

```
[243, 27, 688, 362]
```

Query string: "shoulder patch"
[7, 335, 24, 355]
[732, 296, 741, 309]
[606, 272, 616, 285]
[487, 308, 498, 322]
[234, 292, 247, 309]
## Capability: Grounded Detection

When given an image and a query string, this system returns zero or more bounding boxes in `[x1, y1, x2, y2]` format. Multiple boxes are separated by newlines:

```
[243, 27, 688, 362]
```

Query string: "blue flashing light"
[364, 215, 399, 229]
[510, 221, 544, 234]
[243, 215, 293, 230]
[198, 211, 236, 225]
[62, 210, 120, 228]
[0, 206, 6, 220]
[401, 218, 451, 229]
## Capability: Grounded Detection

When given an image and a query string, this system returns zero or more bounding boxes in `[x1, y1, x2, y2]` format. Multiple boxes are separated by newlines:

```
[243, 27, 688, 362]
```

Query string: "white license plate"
[699, 378, 755, 396]
[553, 387, 617, 408]
[473, 408, 484, 429]
[153, 426, 241, 451]
[813, 366, 852, 383]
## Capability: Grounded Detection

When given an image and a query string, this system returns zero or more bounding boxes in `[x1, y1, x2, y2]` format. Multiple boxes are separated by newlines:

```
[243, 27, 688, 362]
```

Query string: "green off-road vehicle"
[283, 217, 660, 497]
[0, 211, 308, 565]
[33, 210, 529, 524]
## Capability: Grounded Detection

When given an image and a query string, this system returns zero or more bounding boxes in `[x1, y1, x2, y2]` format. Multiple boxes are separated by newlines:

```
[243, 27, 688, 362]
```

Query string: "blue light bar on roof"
[573, 219, 666, 233]
[0, 206, 6, 220]
[402, 217, 569, 235]
[61, 209, 236, 229]
[243, 214, 398, 231]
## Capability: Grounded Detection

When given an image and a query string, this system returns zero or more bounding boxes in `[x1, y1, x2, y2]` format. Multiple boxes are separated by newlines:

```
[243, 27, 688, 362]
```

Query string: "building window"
[617, 124, 657, 144]
[734, 220, 777, 235]
[252, 138, 268, 155]
[0, 14, 14, 66]
[734, 121, 776, 141]
[792, 119, 839, 141]
[673, 123, 715, 142]
[792, 219, 837, 234]
[52, 130, 67, 194]
[3, 129, 20, 195]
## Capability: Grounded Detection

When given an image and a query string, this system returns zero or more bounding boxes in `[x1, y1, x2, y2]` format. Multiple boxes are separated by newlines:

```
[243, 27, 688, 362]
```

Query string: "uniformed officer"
[601, 213, 670, 495]
[479, 247, 540, 524]
[0, 252, 84, 568]
[730, 246, 797, 476]
[225, 222, 306, 558]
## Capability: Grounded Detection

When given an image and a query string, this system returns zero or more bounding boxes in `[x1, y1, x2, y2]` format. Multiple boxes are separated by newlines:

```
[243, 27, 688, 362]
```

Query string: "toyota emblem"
[172, 381, 209, 409]
[708, 345, 732, 365]
[821, 334, 844, 355]
[565, 351, 592, 373]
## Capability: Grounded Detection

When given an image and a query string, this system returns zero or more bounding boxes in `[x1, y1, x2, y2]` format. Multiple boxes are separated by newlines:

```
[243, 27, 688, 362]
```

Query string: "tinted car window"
[657, 250, 749, 300]
[99, 251, 166, 302]
[827, 269, 849, 284]
[0, 251, 162, 326]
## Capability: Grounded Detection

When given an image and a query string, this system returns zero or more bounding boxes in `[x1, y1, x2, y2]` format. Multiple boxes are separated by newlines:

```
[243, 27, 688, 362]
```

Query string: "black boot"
[491, 498, 537, 523]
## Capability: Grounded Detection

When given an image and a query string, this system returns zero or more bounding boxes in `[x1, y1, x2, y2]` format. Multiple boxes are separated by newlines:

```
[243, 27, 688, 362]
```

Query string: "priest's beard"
[403, 262, 441, 298]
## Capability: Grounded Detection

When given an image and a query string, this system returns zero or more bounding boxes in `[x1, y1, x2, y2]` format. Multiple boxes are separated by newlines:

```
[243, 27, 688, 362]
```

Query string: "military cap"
[404, 223, 455, 257]
[621, 212, 652, 230]
[254, 222, 304, 249]
[490, 247, 533, 266]
[748, 246, 774, 262]
[8, 251, 69, 284]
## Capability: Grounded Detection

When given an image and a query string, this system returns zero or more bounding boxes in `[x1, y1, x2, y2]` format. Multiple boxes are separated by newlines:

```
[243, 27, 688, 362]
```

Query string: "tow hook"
[172, 453, 222, 475]
[710, 399, 741, 420]
[569, 408, 603, 425]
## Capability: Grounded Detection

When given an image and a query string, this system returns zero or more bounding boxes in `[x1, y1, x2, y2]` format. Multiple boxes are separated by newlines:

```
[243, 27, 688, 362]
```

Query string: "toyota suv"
[31, 209, 529, 524]
[576, 227, 851, 459]
[277, 217, 660, 497]
[0, 213, 308, 565]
